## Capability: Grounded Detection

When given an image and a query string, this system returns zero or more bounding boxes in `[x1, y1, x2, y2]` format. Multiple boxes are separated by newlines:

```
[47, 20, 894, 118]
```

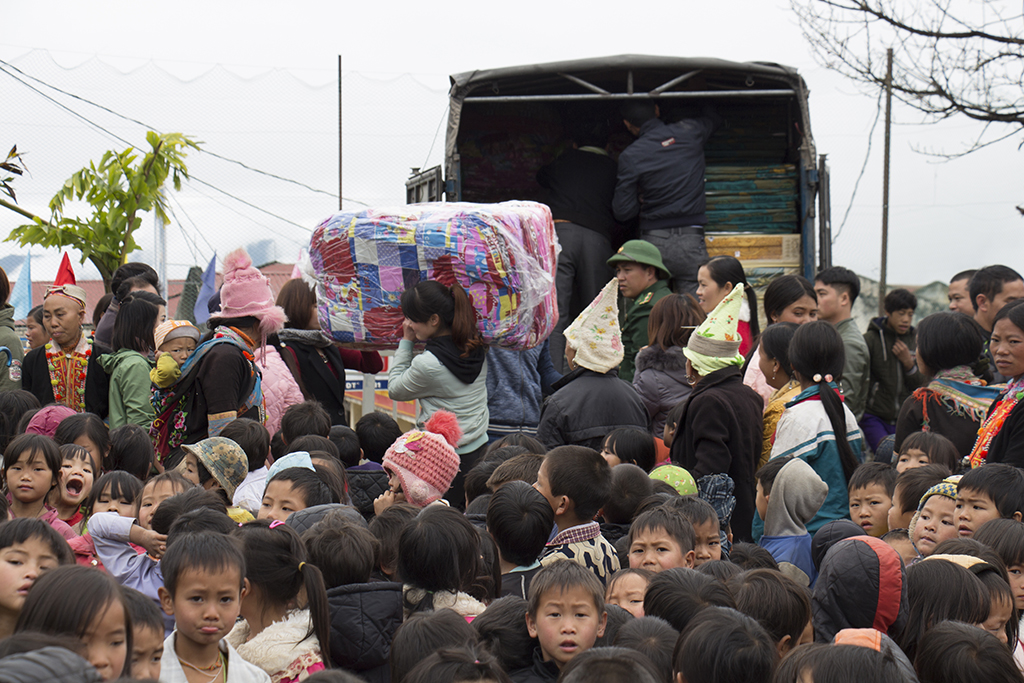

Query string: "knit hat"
[44, 252, 87, 309]
[24, 405, 77, 437]
[215, 248, 286, 336]
[606, 240, 672, 280]
[684, 282, 746, 376]
[649, 464, 697, 496]
[181, 437, 250, 499]
[563, 278, 623, 374]
[154, 320, 201, 351]
[908, 475, 961, 541]
[382, 411, 462, 507]
[267, 451, 316, 480]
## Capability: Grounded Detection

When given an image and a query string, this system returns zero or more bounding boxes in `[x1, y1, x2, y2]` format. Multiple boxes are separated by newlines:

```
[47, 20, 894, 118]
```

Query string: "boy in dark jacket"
[303, 513, 402, 683]
[512, 561, 608, 683]
[487, 481, 555, 599]
[862, 289, 923, 451]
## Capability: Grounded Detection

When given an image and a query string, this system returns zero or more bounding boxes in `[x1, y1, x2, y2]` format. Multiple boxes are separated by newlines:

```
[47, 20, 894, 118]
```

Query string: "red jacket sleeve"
[338, 349, 384, 374]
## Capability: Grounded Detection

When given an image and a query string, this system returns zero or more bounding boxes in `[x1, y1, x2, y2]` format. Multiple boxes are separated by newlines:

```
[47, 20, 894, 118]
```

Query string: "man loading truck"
[612, 101, 723, 296]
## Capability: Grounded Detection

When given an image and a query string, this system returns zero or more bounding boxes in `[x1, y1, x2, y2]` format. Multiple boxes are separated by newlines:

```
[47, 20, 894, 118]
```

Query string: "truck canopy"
[439, 54, 828, 278]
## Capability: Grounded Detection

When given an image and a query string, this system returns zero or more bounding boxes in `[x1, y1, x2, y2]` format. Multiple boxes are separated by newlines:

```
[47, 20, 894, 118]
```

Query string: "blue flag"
[9, 252, 31, 320]
[194, 254, 217, 325]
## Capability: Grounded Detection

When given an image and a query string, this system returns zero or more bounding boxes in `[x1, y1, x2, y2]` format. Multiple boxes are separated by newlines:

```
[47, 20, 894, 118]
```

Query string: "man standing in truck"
[537, 119, 619, 372]
[612, 101, 722, 296]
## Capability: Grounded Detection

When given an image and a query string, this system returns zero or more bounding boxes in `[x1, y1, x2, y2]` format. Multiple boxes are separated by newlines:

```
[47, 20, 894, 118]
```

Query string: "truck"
[406, 54, 833, 295]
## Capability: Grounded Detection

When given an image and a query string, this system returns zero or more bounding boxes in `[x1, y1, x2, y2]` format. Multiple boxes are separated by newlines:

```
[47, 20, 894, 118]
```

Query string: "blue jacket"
[486, 341, 561, 437]
[761, 533, 817, 586]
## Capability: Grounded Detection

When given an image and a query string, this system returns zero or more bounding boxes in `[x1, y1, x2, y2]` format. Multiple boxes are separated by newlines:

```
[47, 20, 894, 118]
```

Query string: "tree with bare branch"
[791, 0, 1024, 157]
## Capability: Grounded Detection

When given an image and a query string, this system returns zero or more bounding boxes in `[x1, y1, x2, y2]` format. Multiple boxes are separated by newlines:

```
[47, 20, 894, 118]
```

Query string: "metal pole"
[879, 48, 893, 316]
[155, 191, 167, 299]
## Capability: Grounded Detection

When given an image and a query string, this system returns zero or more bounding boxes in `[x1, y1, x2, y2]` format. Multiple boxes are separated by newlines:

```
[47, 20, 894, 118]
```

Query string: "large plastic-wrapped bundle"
[307, 201, 559, 350]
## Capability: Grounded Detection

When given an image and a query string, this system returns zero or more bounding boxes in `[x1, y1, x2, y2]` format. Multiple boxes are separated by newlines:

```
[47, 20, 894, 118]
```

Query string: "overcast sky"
[3, 0, 1022, 289]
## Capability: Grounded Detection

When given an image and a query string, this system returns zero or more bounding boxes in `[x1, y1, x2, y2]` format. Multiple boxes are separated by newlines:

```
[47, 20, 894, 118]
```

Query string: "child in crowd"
[149, 320, 201, 389]
[605, 568, 654, 619]
[107, 423, 157, 480]
[228, 520, 330, 682]
[861, 288, 923, 452]
[664, 495, 723, 565]
[374, 410, 462, 515]
[899, 558, 989, 661]
[486, 480, 554, 599]
[600, 464, 653, 546]
[627, 507, 696, 572]
[220, 418, 271, 516]
[661, 401, 686, 452]
[612, 617, 677, 682]
[487, 454, 545, 491]
[15, 564, 132, 680]
[974, 518, 1024, 665]
[894, 431, 960, 474]
[3, 433, 77, 540]
[642, 568, 735, 632]
[302, 511, 403, 678]
[122, 586, 166, 680]
[513, 560, 607, 683]
[280, 400, 331, 447]
[729, 568, 814, 656]
[53, 411, 110, 477]
[957, 463, 1024, 537]
[881, 529, 918, 565]
[599, 428, 656, 472]
[757, 456, 828, 586]
[847, 461, 897, 537]
[910, 478, 960, 558]
[472, 596, 536, 674]
[259, 457, 339, 523]
[400, 505, 488, 618]
[673, 607, 777, 683]
[157, 532, 272, 683]
[404, 646, 511, 683]
[887, 463, 951, 531]
[534, 445, 619, 583]
[179, 436, 253, 522]
[368, 503, 417, 580]
[390, 609, 479, 683]
[86, 471, 143, 518]
[327, 425, 361, 468]
[354, 411, 403, 467]
[0, 518, 74, 640]
[916, 621, 1024, 683]
[50, 443, 96, 532]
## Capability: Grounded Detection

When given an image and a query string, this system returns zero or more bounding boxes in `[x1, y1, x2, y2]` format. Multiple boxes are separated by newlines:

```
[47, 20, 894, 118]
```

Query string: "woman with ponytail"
[697, 256, 760, 356]
[389, 280, 489, 508]
[769, 321, 864, 535]
[228, 519, 330, 682]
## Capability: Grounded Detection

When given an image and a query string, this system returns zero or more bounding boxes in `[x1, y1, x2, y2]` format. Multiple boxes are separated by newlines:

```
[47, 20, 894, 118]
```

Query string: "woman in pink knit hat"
[150, 248, 286, 469]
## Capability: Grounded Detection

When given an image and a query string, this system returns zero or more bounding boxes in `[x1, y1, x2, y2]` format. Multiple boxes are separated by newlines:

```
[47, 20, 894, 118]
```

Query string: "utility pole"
[154, 190, 167, 299]
[879, 48, 893, 315]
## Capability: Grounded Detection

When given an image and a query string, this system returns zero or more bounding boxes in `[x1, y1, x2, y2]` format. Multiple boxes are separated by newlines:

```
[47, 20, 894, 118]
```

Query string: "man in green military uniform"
[607, 240, 673, 382]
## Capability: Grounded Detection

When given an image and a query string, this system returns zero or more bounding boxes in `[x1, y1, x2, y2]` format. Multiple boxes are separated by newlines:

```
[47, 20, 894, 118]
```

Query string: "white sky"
[3, 0, 1022, 288]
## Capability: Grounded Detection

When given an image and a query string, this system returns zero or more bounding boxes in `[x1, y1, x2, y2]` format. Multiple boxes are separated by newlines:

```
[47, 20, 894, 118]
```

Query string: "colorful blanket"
[307, 201, 559, 350]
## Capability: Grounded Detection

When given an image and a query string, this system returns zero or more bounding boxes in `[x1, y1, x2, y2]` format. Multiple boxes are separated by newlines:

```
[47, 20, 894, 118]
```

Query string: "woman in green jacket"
[100, 291, 166, 429]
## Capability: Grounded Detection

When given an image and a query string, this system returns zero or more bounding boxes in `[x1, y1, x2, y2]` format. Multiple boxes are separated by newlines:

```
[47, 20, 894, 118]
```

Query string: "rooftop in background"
[9, 261, 298, 322]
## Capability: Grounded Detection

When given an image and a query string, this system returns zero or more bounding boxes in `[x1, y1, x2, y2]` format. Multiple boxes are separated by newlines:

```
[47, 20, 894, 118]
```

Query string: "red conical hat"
[45, 252, 87, 309]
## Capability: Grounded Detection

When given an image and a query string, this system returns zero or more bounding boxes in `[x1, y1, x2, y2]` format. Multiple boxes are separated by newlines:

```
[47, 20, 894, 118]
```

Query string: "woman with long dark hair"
[769, 321, 864, 534]
[99, 291, 165, 429]
[697, 256, 759, 356]
[389, 280, 489, 508]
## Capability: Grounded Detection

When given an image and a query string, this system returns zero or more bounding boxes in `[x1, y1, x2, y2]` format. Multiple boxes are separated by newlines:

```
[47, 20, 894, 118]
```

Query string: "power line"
[0, 57, 342, 199]
[0, 60, 316, 237]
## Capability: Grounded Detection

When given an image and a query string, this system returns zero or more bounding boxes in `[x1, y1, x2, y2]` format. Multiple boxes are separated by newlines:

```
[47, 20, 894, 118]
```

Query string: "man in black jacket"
[613, 100, 722, 296]
[537, 119, 618, 372]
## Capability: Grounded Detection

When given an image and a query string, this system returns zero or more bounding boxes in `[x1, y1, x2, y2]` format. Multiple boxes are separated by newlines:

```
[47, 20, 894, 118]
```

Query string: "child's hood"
[763, 457, 829, 537]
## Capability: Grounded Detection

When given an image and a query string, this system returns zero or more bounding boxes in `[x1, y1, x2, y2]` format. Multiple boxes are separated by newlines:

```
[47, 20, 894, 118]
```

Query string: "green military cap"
[606, 240, 672, 280]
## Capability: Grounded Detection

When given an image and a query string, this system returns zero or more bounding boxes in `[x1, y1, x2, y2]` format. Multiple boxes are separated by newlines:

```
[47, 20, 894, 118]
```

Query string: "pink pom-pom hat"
[382, 410, 463, 507]
[215, 248, 287, 336]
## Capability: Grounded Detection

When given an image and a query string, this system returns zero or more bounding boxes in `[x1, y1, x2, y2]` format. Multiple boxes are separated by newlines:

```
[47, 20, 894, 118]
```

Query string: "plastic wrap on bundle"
[307, 201, 560, 350]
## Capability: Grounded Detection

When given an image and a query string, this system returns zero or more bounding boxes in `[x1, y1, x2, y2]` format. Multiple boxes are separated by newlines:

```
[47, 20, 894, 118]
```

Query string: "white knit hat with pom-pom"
[215, 247, 287, 336]
[382, 411, 462, 507]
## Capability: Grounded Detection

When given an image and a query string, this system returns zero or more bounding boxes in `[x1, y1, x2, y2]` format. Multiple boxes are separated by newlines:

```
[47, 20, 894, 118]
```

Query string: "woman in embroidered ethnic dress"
[969, 301, 1024, 468]
[895, 312, 1001, 457]
[20, 254, 107, 417]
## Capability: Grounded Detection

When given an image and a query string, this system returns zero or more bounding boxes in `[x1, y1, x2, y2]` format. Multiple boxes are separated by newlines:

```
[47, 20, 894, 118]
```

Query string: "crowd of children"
[7, 251, 1024, 682]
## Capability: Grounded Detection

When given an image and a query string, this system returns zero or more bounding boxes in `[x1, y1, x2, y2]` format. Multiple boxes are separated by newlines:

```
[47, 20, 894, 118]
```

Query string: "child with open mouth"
[48, 443, 97, 534]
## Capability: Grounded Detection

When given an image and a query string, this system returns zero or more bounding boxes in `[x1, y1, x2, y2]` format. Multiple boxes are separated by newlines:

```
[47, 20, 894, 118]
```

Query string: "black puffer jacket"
[536, 368, 649, 450]
[348, 469, 390, 519]
[328, 581, 404, 683]
[0, 646, 102, 683]
[812, 536, 908, 644]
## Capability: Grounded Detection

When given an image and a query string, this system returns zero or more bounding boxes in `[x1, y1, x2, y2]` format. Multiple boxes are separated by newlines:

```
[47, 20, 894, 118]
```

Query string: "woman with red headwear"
[21, 254, 108, 417]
